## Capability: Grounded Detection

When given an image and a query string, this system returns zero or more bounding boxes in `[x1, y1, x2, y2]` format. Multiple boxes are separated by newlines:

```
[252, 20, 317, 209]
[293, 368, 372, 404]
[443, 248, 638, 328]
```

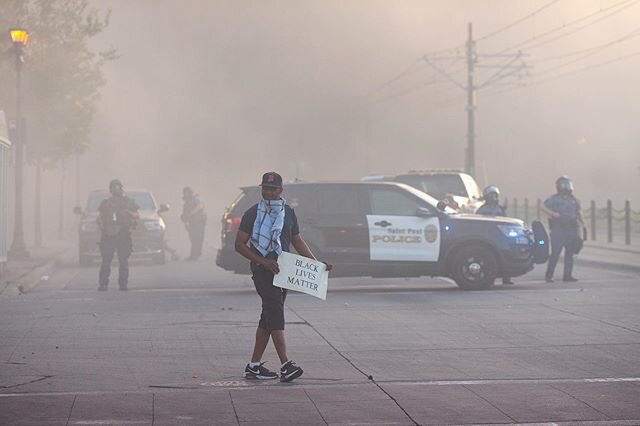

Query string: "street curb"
[584, 243, 640, 255]
[20, 257, 63, 294]
[0, 250, 69, 296]
[575, 257, 640, 274]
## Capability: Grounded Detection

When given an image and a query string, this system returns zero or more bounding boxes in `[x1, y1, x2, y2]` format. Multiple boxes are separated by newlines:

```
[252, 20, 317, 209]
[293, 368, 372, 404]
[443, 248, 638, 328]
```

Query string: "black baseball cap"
[260, 172, 283, 188]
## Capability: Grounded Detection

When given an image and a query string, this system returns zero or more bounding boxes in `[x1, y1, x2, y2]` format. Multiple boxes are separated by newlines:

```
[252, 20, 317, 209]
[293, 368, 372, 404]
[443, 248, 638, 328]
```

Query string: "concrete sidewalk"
[0, 240, 74, 297]
[577, 240, 640, 273]
[3, 379, 640, 425]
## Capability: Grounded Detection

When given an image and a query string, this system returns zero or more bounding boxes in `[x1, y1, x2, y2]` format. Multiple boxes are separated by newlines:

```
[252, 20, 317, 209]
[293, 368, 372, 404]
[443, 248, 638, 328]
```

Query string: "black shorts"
[251, 263, 288, 331]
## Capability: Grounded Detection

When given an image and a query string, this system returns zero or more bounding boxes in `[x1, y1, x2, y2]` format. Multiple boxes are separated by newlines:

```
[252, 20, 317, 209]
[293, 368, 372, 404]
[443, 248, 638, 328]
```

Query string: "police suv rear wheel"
[451, 245, 498, 290]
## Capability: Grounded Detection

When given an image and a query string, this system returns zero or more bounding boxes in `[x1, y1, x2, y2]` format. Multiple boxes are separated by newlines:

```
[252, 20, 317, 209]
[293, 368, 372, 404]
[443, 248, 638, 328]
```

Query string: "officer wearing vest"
[476, 185, 513, 285]
[476, 185, 506, 216]
[97, 179, 140, 291]
[542, 176, 583, 283]
[181, 187, 207, 261]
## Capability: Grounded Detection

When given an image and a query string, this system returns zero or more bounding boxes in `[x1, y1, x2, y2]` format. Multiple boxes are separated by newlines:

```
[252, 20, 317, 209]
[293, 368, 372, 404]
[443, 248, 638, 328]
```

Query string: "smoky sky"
[71, 0, 640, 243]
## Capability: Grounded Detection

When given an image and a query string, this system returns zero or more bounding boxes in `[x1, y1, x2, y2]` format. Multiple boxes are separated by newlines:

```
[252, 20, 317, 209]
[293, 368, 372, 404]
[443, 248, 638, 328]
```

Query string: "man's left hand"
[322, 261, 333, 272]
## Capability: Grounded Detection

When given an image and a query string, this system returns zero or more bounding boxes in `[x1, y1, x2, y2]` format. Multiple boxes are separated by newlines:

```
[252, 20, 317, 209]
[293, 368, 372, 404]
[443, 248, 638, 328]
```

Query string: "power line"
[523, 0, 640, 51]
[484, 25, 640, 93]
[477, 54, 527, 88]
[368, 0, 563, 103]
[484, 49, 640, 98]
[423, 55, 466, 89]
[367, 48, 465, 101]
[367, 0, 637, 104]
[499, 0, 639, 53]
[370, 78, 443, 104]
[534, 49, 640, 84]
[529, 27, 640, 77]
[476, 0, 561, 42]
[368, 57, 465, 104]
[369, 59, 424, 94]
[529, 28, 640, 63]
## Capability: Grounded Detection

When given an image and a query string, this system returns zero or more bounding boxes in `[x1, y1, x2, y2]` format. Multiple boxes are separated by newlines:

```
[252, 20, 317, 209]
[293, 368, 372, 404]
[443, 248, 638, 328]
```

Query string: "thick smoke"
[24, 0, 640, 246]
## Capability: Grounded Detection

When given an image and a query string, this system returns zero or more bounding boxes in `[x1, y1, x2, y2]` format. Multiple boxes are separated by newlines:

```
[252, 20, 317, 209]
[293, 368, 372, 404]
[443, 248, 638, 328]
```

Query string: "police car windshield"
[395, 175, 467, 200]
[86, 191, 156, 212]
[394, 183, 457, 214]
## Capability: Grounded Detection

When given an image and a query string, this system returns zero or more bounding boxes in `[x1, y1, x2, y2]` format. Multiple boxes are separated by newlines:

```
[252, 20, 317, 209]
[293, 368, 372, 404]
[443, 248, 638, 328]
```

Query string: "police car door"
[367, 187, 440, 262]
[304, 185, 369, 264]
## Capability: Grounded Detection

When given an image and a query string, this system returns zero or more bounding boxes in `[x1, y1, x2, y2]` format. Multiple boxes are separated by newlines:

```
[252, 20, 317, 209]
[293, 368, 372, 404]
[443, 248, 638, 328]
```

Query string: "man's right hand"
[263, 259, 280, 274]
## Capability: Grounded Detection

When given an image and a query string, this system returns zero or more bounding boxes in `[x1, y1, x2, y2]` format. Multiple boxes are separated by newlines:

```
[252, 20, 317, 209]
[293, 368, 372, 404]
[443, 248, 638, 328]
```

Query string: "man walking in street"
[235, 172, 332, 382]
[181, 187, 207, 261]
[542, 176, 583, 283]
[97, 179, 140, 291]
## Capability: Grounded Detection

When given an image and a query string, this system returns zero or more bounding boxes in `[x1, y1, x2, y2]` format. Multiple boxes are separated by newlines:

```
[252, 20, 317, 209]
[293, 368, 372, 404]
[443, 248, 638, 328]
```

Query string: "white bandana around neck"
[251, 198, 286, 256]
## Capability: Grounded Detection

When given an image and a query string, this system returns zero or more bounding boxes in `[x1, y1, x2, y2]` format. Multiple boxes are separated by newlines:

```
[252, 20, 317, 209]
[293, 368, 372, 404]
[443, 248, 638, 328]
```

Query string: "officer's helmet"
[555, 176, 573, 193]
[482, 185, 500, 201]
[109, 179, 124, 194]
[183, 186, 194, 200]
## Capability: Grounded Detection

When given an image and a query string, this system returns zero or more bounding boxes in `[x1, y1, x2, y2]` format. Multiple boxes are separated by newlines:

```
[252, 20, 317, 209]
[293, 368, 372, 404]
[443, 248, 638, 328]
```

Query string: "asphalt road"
[1, 251, 639, 425]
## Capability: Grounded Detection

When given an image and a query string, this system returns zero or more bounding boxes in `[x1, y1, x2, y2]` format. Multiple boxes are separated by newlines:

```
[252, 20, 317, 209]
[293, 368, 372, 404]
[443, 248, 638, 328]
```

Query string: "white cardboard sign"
[272, 252, 328, 300]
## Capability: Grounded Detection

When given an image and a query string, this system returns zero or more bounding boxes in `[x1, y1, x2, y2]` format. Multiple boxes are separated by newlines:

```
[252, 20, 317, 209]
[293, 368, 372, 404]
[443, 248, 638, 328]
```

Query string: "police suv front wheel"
[450, 245, 498, 290]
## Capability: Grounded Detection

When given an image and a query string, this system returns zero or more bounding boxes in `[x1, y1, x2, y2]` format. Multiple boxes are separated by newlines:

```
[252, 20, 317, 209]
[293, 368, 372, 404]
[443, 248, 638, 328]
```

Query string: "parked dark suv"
[74, 190, 169, 265]
[216, 182, 548, 290]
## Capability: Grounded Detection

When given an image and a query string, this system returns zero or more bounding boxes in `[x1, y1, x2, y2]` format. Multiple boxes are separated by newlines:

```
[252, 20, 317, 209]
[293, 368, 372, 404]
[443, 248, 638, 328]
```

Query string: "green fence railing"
[505, 198, 640, 246]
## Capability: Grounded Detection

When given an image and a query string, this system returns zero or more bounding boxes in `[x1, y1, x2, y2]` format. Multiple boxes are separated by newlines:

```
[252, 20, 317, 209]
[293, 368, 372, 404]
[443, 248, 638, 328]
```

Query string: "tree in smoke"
[0, 0, 116, 162]
[1, 0, 116, 245]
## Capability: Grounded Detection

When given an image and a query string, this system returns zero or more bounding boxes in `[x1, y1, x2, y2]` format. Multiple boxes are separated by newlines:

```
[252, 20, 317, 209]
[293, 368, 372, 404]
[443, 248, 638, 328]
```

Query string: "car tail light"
[225, 216, 242, 234]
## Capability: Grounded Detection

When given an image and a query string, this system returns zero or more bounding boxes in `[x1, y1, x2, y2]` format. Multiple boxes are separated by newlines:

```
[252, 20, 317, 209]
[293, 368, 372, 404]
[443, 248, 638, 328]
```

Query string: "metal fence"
[505, 198, 640, 246]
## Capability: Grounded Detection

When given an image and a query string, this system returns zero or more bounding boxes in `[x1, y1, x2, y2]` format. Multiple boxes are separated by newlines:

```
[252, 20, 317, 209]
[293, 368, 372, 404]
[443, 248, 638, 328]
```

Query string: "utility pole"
[423, 23, 527, 179]
[58, 160, 66, 240]
[465, 23, 476, 178]
[8, 28, 30, 260]
[75, 154, 81, 207]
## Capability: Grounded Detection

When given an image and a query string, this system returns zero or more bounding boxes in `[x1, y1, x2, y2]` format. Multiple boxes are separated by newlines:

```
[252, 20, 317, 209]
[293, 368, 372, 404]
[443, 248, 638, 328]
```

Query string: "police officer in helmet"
[541, 176, 583, 283]
[181, 186, 207, 261]
[476, 186, 506, 216]
[476, 185, 513, 285]
[97, 179, 140, 291]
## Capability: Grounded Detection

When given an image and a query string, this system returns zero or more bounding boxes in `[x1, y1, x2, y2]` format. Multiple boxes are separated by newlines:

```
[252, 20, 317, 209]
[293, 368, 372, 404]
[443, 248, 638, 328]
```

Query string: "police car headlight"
[498, 225, 525, 238]
[80, 221, 97, 232]
[143, 220, 165, 231]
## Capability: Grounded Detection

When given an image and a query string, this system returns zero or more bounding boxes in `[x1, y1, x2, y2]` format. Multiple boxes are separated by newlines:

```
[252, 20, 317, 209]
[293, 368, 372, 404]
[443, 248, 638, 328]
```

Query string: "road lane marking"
[1, 376, 640, 398]
[377, 377, 640, 386]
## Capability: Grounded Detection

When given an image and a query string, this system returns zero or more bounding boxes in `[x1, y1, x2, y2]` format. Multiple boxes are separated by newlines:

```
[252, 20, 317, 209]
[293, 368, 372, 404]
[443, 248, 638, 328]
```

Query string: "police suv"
[74, 189, 169, 265]
[216, 182, 548, 290]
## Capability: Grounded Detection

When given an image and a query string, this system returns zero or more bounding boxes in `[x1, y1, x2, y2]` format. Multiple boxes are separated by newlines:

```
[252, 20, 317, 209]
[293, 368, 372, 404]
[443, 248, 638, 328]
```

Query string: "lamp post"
[8, 28, 30, 260]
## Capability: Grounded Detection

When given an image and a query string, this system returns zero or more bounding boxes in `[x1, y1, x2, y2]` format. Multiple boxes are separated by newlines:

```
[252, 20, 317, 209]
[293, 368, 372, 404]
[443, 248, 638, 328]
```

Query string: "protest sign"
[272, 252, 328, 300]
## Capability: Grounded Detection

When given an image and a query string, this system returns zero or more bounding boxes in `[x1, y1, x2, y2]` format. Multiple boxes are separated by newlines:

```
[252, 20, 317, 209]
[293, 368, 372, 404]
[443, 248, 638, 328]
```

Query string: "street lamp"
[8, 28, 30, 260]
